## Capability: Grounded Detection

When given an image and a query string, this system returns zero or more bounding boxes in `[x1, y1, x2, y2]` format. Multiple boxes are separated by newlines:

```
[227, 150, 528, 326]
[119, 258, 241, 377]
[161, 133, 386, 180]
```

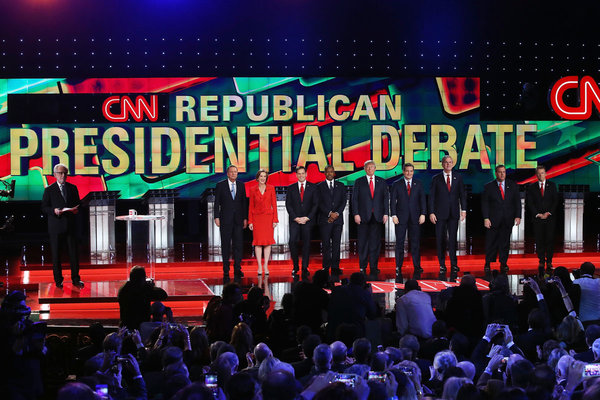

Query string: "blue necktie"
[231, 182, 236, 199]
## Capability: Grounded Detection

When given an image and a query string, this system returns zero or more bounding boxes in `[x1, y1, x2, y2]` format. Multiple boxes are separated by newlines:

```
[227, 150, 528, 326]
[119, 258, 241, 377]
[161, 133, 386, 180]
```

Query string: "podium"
[143, 189, 178, 259]
[273, 187, 289, 253]
[84, 191, 120, 262]
[510, 191, 526, 254]
[204, 188, 220, 255]
[561, 185, 587, 253]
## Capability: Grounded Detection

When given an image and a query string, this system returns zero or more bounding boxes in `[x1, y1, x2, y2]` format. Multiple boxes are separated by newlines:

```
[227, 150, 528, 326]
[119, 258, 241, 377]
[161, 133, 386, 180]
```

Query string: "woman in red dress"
[248, 169, 278, 275]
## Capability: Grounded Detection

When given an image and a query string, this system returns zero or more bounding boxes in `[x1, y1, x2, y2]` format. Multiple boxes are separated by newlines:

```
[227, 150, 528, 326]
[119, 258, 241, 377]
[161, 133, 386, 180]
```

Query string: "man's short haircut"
[509, 359, 534, 388]
[255, 169, 268, 181]
[129, 265, 146, 284]
[403, 163, 414, 171]
[302, 334, 322, 359]
[330, 341, 348, 363]
[441, 155, 453, 163]
[226, 372, 258, 400]
[295, 165, 306, 173]
[585, 325, 600, 345]
[528, 308, 546, 330]
[324, 164, 334, 172]
[364, 160, 375, 168]
[312, 343, 332, 369]
[536, 165, 546, 172]
[495, 164, 506, 172]
[580, 261, 596, 276]
[227, 165, 238, 172]
[399, 334, 420, 354]
[254, 342, 273, 364]
[54, 163, 68, 173]
[349, 272, 367, 286]
[404, 279, 420, 292]
[261, 371, 300, 400]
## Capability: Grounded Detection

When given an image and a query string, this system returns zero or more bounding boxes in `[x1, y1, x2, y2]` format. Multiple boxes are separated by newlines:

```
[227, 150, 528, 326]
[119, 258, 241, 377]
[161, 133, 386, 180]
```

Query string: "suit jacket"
[285, 181, 318, 222]
[352, 175, 389, 222]
[317, 180, 347, 225]
[391, 178, 426, 225]
[41, 182, 81, 234]
[428, 171, 467, 220]
[481, 179, 521, 226]
[214, 179, 248, 225]
[526, 180, 558, 220]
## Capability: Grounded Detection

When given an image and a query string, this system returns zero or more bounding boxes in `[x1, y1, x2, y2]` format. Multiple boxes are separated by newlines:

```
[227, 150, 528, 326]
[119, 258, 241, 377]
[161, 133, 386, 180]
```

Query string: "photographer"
[0, 291, 46, 400]
[118, 265, 168, 330]
[94, 351, 147, 399]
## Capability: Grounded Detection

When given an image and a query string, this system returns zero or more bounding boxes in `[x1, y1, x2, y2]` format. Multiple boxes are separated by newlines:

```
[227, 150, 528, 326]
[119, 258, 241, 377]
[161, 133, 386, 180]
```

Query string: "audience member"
[573, 262, 600, 325]
[395, 279, 437, 339]
[117, 265, 168, 330]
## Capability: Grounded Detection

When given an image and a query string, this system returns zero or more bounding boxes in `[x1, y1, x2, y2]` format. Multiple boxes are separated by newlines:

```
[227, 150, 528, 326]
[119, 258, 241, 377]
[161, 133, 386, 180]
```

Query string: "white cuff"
[536, 293, 544, 301]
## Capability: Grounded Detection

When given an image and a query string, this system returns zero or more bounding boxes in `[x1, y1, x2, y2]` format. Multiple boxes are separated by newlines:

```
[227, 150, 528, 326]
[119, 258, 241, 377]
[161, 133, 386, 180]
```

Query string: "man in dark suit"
[391, 163, 426, 283]
[317, 165, 347, 276]
[482, 164, 521, 275]
[214, 165, 248, 279]
[286, 166, 318, 278]
[41, 163, 83, 289]
[526, 165, 558, 276]
[428, 155, 467, 281]
[352, 160, 389, 277]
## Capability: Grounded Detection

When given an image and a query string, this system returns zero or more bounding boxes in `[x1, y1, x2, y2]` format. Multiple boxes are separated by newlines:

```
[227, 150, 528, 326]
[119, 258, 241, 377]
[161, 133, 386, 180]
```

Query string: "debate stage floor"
[6, 248, 598, 327]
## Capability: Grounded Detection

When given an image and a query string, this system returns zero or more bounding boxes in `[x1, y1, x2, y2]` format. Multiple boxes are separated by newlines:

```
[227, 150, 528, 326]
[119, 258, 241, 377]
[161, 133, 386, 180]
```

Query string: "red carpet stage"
[8, 250, 599, 326]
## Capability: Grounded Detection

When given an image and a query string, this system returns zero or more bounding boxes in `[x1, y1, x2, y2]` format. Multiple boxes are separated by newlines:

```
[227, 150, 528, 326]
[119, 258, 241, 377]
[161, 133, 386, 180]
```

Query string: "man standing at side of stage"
[214, 165, 248, 280]
[526, 165, 558, 277]
[317, 165, 347, 276]
[41, 163, 84, 289]
[428, 155, 467, 281]
[352, 160, 389, 278]
[482, 164, 521, 276]
[391, 163, 426, 283]
[286, 166, 318, 279]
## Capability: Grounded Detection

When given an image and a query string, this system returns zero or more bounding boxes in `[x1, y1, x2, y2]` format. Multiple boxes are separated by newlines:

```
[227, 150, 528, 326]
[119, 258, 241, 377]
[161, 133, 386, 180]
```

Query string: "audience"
[6, 261, 600, 400]
[117, 265, 168, 330]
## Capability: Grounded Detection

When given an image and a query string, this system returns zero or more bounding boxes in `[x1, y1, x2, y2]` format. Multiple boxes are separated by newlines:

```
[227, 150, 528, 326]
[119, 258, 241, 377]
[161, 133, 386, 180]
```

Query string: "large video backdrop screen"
[1, 77, 599, 200]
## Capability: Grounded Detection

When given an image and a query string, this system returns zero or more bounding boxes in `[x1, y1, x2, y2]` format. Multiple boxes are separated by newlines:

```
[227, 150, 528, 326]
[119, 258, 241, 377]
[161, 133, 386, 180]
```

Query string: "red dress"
[248, 184, 279, 246]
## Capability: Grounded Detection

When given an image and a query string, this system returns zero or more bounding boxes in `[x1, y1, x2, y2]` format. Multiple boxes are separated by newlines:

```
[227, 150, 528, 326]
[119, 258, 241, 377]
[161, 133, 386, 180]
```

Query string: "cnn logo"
[102, 95, 158, 122]
[550, 76, 600, 120]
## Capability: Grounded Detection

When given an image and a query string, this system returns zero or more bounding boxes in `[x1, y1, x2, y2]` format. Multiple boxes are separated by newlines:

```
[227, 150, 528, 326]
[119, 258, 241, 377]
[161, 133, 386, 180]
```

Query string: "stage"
[8, 248, 599, 327]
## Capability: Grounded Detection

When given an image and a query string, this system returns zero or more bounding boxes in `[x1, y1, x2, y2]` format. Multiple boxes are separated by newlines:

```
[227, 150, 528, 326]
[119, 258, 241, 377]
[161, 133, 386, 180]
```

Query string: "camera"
[368, 371, 387, 383]
[519, 278, 529, 284]
[205, 374, 218, 397]
[583, 364, 600, 379]
[95, 384, 109, 399]
[333, 373, 357, 387]
[398, 366, 413, 376]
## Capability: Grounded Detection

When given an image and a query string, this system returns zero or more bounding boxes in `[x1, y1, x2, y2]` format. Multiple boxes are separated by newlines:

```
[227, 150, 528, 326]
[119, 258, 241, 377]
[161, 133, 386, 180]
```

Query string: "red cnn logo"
[550, 76, 600, 120]
[102, 95, 158, 122]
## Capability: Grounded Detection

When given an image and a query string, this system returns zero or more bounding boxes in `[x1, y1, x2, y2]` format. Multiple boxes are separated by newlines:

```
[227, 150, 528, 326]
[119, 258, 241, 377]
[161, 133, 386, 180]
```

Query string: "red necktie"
[540, 182, 544, 197]
[407, 181, 411, 196]
[300, 183, 304, 202]
[369, 177, 374, 198]
[499, 182, 505, 200]
[446, 175, 451, 192]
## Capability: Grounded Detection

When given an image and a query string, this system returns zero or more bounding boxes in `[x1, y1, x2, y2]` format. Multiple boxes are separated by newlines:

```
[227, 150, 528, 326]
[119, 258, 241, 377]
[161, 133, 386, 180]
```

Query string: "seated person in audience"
[243, 342, 273, 379]
[330, 341, 350, 372]
[420, 320, 450, 361]
[344, 337, 371, 377]
[117, 265, 168, 330]
[291, 334, 321, 379]
[573, 324, 600, 362]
